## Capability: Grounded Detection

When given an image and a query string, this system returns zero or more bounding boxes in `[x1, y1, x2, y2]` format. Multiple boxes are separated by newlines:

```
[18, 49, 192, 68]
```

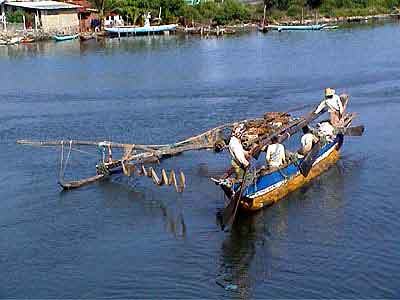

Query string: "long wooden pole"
[16, 139, 158, 151]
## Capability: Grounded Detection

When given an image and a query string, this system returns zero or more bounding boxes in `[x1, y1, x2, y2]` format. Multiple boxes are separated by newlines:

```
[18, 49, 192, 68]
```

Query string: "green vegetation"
[89, 0, 253, 26]
[6, 10, 24, 23]
[264, 0, 399, 20]
[88, 0, 400, 27]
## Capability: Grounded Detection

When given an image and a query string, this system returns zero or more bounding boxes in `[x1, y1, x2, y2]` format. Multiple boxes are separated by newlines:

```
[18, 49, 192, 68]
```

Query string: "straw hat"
[325, 88, 335, 97]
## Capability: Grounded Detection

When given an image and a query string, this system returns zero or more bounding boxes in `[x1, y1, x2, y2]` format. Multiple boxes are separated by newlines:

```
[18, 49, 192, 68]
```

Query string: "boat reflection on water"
[216, 163, 347, 296]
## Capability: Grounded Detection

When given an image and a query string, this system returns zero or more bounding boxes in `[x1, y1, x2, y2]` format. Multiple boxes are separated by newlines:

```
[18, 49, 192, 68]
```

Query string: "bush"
[213, 0, 251, 25]
[179, 4, 201, 20]
[196, 1, 220, 21]
[287, 4, 303, 15]
[320, 0, 338, 15]
[6, 10, 24, 23]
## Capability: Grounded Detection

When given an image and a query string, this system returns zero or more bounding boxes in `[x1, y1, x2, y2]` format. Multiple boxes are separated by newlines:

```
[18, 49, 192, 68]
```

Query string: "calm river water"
[1, 21, 400, 298]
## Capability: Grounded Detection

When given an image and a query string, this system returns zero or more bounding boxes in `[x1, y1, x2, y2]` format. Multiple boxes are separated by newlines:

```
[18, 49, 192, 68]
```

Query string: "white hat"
[325, 88, 335, 97]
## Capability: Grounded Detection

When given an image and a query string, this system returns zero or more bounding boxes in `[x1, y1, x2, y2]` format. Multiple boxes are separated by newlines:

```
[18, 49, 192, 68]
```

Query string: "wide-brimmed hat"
[325, 88, 335, 97]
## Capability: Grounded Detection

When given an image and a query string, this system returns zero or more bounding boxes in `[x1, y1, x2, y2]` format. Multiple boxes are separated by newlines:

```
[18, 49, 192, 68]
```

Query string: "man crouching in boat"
[228, 124, 250, 179]
[299, 126, 319, 156]
[317, 120, 336, 142]
[264, 135, 286, 169]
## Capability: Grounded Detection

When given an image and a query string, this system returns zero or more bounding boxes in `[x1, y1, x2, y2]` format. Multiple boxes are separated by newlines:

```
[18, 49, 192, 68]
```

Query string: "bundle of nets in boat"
[241, 112, 292, 149]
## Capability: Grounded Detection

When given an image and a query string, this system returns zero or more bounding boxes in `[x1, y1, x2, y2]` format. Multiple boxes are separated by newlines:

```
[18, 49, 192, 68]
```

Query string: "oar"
[220, 166, 249, 230]
[299, 142, 321, 177]
[344, 125, 364, 136]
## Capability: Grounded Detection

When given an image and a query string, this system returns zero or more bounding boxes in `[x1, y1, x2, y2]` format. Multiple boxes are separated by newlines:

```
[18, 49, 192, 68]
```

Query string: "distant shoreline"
[1, 13, 398, 45]
[269, 13, 400, 26]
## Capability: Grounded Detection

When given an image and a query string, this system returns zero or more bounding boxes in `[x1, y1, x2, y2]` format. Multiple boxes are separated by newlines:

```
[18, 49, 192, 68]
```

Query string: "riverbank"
[1, 12, 399, 45]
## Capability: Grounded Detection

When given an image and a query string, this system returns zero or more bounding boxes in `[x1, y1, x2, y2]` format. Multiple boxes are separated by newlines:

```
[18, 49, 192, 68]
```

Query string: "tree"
[160, 0, 185, 22]
[264, 0, 276, 13]
[88, 0, 120, 28]
[307, 0, 323, 9]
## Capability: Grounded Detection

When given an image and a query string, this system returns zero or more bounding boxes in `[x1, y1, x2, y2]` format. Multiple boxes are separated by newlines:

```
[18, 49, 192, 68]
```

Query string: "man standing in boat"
[264, 136, 286, 169]
[228, 124, 250, 179]
[315, 88, 347, 126]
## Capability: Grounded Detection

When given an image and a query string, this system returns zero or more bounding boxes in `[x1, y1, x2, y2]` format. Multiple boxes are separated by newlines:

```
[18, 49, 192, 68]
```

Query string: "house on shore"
[1, 0, 81, 32]
[66, 0, 98, 32]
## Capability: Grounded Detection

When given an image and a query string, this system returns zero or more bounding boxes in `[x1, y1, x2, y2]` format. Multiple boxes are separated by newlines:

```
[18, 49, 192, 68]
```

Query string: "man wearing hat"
[315, 88, 345, 126]
[228, 124, 250, 178]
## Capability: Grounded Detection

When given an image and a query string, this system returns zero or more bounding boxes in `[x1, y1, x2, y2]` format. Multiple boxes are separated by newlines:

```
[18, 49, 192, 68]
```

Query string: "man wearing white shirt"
[228, 124, 249, 178]
[265, 136, 285, 169]
[300, 126, 319, 155]
[315, 88, 346, 126]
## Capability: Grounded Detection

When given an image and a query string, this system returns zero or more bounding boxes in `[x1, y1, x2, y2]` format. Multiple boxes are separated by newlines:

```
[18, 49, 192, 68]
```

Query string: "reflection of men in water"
[264, 136, 285, 168]
[228, 124, 249, 178]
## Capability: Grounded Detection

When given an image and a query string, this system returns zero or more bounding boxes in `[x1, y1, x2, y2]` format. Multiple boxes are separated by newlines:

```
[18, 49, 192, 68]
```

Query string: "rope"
[59, 140, 72, 181]
[70, 147, 97, 157]
[59, 140, 64, 180]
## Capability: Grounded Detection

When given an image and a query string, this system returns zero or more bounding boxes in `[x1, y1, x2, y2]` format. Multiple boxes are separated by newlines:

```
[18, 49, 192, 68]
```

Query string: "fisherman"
[300, 126, 319, 155]
[264, 136, 286, 169]
[317, 120, 336, 142]
[314, 88, 346, 126]
[228, 124, 250, 179]
[98, 142, 113, 164]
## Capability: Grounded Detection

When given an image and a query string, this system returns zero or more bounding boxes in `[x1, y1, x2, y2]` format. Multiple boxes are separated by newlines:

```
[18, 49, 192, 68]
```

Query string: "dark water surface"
[1, 22, 400, 298]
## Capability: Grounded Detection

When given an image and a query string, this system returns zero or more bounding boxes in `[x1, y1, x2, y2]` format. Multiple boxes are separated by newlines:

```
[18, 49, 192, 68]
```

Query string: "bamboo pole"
[16, 139, 158, 152]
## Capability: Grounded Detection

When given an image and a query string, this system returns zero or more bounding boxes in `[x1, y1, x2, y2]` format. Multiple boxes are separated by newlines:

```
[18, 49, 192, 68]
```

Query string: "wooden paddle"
[220, 167, 249, 230]
[299, 142, 321, 177]
[344, 125, 365, 136]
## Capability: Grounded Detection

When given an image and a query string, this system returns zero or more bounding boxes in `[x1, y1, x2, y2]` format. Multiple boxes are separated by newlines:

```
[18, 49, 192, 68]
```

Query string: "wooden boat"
[105, 24, 177, 35]
[20, 37, 35, 43]
[0, 37, 23, 45]
[53, 34, 79, 41]
[17, 96, 363, 229]
[324, 25, 339, 30]
[0, 37, 22, 45]
[212, 95, 365, 229]
[267, 24, 327, 31]
[79, 33, 95, 41]
[217, 135, 343, 212]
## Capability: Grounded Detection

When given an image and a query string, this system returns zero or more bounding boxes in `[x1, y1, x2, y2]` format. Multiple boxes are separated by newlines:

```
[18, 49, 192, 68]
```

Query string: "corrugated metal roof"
[5, 1, 81, 10]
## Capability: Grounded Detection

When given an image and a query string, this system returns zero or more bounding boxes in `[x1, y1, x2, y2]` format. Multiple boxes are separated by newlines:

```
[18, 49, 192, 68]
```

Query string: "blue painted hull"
[105, 24, 177, 34]
[53, 34, 79, 41]
[228, 137, 342, 211]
